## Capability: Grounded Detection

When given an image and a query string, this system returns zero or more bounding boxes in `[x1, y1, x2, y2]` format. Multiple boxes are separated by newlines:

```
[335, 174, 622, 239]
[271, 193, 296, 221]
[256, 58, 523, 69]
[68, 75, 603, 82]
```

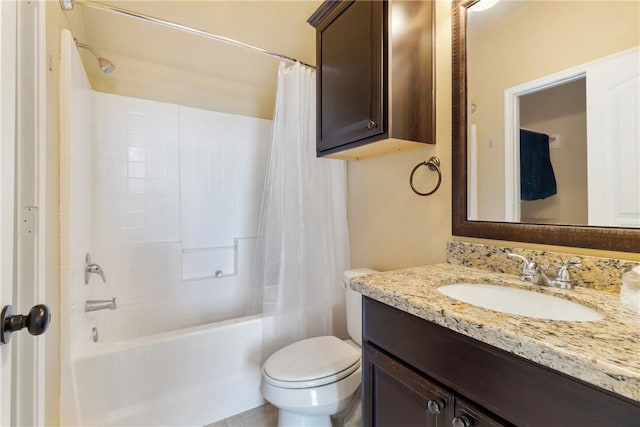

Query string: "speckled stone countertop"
[351, 264, 640, 402]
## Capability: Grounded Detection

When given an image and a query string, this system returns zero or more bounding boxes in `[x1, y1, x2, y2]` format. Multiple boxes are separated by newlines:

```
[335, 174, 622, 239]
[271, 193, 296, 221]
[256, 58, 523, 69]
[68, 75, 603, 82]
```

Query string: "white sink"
[438, 283, 604, 321]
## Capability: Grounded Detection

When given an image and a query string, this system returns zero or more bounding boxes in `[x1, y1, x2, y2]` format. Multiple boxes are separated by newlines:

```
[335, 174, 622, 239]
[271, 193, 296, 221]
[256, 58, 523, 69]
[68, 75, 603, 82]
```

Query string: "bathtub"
[66, 314, 265, 426]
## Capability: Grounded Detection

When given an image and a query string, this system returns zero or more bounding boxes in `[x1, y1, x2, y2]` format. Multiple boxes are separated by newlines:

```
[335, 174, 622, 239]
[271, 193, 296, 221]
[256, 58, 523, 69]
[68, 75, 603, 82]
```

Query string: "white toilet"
[260, 268, 377, 427]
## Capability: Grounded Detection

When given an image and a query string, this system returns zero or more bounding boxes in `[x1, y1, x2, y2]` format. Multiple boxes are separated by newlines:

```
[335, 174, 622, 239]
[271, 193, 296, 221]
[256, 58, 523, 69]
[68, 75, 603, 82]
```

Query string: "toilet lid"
[263, 336, 360, 389]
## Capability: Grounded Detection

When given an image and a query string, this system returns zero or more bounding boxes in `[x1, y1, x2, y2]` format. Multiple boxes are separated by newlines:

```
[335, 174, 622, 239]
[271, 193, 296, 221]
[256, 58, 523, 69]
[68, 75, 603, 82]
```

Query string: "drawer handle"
[367, 120, 377, 129]
[452, 415, 471, 427]
[427, 399, 445, 415]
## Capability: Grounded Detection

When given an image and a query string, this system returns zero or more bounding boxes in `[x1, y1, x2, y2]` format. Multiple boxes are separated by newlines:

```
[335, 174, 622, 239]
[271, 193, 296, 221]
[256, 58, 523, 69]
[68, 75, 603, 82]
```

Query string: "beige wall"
[87, 53, 278, 119]
[467, 0, 639, 221]
[76, 0, 320, 119]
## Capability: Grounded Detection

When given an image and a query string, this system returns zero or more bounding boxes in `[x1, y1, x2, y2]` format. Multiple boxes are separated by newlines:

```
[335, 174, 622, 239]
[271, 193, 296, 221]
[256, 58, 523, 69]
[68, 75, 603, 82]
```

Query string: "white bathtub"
[66, 314, 264, 426]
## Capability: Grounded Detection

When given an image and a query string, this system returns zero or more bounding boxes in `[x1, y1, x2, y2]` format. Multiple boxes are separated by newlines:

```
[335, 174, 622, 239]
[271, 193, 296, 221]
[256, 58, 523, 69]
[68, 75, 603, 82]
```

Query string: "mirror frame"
[451, 0, 640, 253]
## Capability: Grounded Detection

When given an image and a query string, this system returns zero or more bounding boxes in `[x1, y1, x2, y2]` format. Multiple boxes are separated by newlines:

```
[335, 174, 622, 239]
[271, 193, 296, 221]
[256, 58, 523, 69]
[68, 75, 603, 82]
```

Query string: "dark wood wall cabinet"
[308, 1, 435, 160]
[363, 297, 640, 427]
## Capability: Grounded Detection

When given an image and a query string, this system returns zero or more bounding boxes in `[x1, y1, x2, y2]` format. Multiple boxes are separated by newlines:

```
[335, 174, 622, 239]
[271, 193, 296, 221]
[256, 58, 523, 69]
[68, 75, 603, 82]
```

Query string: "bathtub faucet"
[85, 298, 116, 312]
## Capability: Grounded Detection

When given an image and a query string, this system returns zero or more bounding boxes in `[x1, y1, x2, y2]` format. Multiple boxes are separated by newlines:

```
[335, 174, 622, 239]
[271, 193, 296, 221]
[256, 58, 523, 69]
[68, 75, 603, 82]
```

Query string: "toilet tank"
[344, 268, 377, 345]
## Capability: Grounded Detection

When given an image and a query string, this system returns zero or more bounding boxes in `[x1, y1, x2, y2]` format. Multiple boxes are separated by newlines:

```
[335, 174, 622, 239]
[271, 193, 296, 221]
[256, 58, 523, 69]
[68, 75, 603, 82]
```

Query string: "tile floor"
[207, 397, 361, 427]
[206, 404, 278, 427]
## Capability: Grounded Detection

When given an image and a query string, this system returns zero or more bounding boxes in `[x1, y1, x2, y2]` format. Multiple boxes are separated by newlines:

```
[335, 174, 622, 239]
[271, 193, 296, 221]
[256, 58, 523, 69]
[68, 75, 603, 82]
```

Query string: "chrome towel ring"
[410, 156, 442, 196]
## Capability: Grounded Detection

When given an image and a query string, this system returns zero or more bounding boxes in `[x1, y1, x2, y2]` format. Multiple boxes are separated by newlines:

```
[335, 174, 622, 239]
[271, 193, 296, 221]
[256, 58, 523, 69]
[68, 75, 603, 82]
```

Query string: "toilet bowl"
[260, 268, 376, 427]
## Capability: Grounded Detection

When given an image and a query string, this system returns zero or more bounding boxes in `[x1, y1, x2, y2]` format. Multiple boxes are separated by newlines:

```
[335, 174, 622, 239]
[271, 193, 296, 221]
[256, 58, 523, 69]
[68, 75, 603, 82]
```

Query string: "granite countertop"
[350, 263, 640, 402]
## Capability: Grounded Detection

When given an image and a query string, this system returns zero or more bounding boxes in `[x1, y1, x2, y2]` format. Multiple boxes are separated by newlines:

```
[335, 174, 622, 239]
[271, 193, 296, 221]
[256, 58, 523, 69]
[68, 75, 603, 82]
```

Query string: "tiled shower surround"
[94, 93, 271, 285]
[90, 93, 271, 330]
[447, 241, 639, 291]
[62, 87, 272, 351]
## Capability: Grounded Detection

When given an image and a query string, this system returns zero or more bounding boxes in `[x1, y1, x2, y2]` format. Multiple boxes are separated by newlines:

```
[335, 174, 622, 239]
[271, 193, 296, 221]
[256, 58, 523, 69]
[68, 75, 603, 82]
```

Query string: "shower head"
[59, 0, 74, 10]
[97, 57, 116, 74]
[74, 38, 116, 74]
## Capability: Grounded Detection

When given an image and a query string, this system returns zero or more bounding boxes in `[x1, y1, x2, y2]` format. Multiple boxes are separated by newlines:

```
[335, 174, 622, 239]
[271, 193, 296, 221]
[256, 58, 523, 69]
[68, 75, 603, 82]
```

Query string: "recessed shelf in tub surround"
[350, 263, 640, 403]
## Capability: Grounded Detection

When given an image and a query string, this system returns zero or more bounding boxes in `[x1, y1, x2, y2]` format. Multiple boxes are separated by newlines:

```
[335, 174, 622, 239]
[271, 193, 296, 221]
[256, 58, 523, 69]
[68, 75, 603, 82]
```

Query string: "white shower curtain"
[250, 62, 350, 360]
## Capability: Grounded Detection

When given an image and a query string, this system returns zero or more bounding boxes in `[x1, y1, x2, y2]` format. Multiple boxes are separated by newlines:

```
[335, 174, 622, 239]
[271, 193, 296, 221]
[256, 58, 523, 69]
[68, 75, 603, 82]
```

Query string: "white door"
[2, 1, 49, 425]
[587, 47, 640, 227]
[0, 0, 18, 424]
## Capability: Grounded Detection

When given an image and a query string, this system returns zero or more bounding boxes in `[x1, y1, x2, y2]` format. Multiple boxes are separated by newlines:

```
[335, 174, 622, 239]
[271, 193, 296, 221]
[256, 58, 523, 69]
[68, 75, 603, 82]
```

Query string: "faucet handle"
[507, 252, 537, 278]
[557, 261, 582, 282]
[85, 253, 107, 285]
[507, 252, 528, 266]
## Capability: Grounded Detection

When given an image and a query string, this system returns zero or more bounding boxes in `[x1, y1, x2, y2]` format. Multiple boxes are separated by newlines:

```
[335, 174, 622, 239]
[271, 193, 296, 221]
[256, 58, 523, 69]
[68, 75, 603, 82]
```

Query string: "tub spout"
[85, 298, 116, 312]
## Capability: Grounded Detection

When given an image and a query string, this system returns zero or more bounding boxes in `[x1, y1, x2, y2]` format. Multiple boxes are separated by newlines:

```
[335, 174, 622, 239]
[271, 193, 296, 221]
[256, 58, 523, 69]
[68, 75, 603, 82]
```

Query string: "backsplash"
[447, 241, 639, 292]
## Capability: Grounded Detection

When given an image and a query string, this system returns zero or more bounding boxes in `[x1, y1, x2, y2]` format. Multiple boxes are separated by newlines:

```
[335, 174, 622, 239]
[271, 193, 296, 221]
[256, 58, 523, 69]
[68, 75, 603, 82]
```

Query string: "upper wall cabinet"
[308, 0, 435, 160]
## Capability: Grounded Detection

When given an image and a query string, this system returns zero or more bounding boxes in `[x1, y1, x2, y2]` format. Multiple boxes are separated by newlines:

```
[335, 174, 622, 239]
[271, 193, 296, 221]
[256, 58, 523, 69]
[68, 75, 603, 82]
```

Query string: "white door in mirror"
[438, 284, 604, 321]
[587, 47, 640, 228]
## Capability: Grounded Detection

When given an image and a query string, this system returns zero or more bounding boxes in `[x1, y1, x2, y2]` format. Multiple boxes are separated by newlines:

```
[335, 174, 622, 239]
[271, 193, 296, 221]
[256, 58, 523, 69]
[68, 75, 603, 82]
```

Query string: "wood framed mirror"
[452, 0, 640, 253]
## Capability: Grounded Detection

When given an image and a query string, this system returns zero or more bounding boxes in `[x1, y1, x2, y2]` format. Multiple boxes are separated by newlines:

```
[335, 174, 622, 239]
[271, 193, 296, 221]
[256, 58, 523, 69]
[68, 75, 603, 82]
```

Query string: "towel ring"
[410, 156, 442, 196]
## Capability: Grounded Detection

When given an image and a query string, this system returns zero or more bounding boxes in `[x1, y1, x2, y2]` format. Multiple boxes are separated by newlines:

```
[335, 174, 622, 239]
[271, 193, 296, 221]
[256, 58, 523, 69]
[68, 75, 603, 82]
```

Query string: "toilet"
[260, 268, 377, 427]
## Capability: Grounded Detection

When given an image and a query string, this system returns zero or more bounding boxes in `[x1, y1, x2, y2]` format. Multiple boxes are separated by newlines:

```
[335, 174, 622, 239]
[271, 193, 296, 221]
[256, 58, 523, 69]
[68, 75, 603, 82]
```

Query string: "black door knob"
[0, 304, 51, 344]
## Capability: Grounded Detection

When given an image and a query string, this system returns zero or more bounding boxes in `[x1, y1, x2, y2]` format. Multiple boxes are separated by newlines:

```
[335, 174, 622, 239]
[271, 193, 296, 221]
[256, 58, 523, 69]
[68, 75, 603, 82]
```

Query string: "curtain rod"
[63, 0, 316, 70]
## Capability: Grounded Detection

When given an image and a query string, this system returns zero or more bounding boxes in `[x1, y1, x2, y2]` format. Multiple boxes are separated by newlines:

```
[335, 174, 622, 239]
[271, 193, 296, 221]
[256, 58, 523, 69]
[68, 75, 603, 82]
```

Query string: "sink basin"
[438, 284, 604, 321]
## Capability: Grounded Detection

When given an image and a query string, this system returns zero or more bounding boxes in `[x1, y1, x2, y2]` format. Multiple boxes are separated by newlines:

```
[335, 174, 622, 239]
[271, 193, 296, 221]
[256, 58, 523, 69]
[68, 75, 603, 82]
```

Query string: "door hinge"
[22, 206, 38, 236]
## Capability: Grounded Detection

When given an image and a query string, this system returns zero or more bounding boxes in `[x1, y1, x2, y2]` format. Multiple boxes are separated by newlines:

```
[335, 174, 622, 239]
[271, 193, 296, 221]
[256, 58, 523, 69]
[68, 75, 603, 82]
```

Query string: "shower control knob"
[0, 304, 51, 344]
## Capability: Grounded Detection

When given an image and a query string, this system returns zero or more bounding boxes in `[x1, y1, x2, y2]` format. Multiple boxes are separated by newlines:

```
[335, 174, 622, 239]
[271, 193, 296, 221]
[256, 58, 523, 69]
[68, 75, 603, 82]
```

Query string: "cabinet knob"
[452, 416, 471, 427]
[367, 120, 377, 129]
[427, 399, 445, 415]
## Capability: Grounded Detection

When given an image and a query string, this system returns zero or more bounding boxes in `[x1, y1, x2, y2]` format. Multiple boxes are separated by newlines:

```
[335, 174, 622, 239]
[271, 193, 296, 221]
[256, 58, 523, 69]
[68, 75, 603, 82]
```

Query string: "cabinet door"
[453, 398, 509, 427]
[316, 0, 385, 153]
[363, 343, 452, 427]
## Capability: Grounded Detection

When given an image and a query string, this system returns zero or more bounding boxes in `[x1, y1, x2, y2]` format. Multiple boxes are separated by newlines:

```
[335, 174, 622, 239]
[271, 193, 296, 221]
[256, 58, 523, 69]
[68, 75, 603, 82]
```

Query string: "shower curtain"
[250, 62, 350, 360]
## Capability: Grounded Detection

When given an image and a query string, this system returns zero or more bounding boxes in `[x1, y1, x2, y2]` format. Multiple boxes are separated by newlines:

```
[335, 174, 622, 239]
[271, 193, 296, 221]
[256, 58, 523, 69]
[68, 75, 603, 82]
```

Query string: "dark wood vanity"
[363, 297, 640, 427]
[308, 0, 435, 160]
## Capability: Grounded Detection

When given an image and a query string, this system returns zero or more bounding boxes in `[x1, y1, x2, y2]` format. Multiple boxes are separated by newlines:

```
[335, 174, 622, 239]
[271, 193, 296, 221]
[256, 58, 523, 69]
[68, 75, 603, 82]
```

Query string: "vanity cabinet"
[365, 342, 505, 427]
[362, 297, 640, 427]
[308, 1, 435, 160]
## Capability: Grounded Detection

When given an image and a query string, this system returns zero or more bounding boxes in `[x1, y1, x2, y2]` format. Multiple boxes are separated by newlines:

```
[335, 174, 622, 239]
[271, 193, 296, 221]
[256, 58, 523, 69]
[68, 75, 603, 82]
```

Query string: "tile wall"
[60, 33, 272, 352]
[89, 92, 271, 329]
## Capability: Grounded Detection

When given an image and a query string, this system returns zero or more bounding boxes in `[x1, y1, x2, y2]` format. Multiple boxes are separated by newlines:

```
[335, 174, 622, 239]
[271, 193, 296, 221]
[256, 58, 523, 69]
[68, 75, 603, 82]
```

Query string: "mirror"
[452, 0, 640, 252]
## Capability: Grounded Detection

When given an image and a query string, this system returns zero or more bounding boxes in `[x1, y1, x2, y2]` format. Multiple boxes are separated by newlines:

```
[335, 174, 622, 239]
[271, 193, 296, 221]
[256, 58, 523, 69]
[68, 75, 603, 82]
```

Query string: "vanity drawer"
[363, 297, 640, 426]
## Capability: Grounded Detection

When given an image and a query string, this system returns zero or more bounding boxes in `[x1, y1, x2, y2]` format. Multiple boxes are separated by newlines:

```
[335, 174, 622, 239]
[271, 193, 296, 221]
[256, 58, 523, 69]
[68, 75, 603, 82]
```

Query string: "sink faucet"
[507, 252, 581, 290]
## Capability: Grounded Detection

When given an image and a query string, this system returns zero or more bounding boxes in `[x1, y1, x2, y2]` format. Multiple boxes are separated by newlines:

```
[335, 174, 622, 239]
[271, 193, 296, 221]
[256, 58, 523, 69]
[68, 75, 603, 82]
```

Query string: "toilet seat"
[263, 336, 360, 389]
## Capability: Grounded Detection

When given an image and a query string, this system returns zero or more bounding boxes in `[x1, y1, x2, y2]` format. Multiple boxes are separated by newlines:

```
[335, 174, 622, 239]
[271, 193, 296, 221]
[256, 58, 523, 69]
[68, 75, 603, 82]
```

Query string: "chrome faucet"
[507, 252, 581, 290]
[85, 298, 116, 312]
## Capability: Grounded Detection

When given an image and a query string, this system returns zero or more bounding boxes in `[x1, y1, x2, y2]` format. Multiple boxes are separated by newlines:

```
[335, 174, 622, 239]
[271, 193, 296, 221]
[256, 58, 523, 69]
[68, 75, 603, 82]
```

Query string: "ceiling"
[66, 0, 321, 118]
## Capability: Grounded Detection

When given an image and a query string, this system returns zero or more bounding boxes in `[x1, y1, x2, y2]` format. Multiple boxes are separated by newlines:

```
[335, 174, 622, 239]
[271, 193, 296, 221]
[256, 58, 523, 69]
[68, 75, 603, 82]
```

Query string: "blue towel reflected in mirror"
[520, 129, 557, 200]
